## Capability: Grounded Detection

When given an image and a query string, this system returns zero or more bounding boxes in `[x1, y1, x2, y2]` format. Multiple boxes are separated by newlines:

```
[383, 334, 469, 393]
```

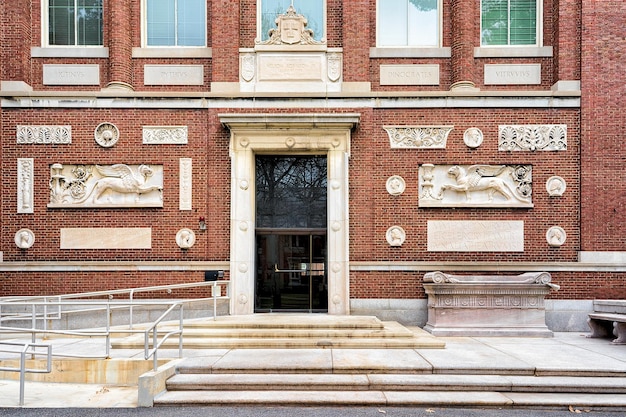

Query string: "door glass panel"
[256, 156, 327, 229]
[255, 155, 328, 312]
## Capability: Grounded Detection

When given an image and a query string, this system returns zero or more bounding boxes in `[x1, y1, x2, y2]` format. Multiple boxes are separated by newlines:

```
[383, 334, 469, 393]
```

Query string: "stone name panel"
[379, 64, 440, 86]
[144, 65, 204, 85]
[60, 228, 152, 249]
[484, 64, 541, 85]
[427, 220, 524, 252]
[179, 158, 192, 211]
[257, 54, 324, 82]
[43, 64, 100, 85]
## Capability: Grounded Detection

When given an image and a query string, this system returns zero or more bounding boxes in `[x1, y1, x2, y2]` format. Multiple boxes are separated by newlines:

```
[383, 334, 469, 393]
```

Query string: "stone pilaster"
[450, 0, 478, 91]
[106, 0, 134, 90]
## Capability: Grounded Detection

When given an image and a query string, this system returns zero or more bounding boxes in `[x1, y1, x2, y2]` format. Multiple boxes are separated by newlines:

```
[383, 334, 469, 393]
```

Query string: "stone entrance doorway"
[220, 113, 359, 315]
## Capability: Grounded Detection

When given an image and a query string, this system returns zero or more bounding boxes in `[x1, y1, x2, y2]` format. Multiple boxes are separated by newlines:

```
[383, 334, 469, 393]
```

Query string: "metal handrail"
[0, 281, 230, 368]
[0, 341, 52, 406]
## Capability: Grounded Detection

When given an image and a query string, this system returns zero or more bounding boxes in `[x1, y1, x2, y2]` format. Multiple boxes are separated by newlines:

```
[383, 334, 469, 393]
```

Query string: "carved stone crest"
[259, 5, 324, 46]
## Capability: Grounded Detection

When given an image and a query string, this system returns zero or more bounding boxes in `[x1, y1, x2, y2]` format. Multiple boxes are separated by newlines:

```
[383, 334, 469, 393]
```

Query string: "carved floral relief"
[18, 158, 34, 213]
[419, 164, 533, 208]
[384, 126, 453, 149]
[498, 125, 567, 151]
[17, 125, 71, 144]
[48, 163, 163, 208]
[143, 126, 188, 144]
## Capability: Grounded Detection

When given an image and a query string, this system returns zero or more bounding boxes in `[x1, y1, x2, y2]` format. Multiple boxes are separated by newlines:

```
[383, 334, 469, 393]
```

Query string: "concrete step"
[164, 373, 626, 394]
[154, 389, 626, 408]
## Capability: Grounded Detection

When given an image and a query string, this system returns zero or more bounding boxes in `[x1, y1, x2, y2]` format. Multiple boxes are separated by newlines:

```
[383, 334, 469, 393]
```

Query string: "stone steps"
[112, 314, 445, 349]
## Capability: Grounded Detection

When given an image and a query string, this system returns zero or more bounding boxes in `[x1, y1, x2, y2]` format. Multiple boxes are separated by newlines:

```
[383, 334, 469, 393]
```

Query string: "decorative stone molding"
[48, 163, 163, 208]
[17, 125, 71, 144]
[546, 176, 566, 197]
[498, 124, 567, 151]
[143, 126, 188, 144]
[179, 158, 192, 211]
[547, 226, 567, 247]
[385, 126, 453, 149]
[419, 164, 533, 208]
[423, 271, 559, 337]
[463, 127, 483, 148]
[386, 226, 406, 247]
[386, 175, 406, 196]
[17, 158, 34, 213]
[15, 228, 35, 249]
[176, 228, 196, 249]
[94, 122, 120, 148]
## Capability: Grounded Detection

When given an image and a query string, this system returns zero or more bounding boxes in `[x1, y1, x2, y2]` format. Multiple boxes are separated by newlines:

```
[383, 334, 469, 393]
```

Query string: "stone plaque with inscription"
[427, 220, 524, 252]
[60, 228, 151, 249]
[257, 54, 324, 82]
[380, 64, 439, 86]
[43, 64, 100, 85]
[144, 65, 204, 85]
[484, 64, 541, 85]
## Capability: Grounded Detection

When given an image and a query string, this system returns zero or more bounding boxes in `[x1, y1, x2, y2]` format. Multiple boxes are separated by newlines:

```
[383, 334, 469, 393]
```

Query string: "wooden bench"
[587, 312, 626, 344]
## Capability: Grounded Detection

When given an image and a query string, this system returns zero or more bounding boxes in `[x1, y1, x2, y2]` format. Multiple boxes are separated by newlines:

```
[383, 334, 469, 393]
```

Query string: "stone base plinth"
[423, 271, 558, 337]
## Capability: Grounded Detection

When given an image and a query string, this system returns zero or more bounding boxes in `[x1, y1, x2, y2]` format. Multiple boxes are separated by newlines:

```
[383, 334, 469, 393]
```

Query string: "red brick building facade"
[0, 0, 624, 330]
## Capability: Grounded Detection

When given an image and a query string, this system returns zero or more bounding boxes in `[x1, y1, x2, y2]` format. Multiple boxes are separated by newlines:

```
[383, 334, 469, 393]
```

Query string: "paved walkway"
[1, 331, 625, 408]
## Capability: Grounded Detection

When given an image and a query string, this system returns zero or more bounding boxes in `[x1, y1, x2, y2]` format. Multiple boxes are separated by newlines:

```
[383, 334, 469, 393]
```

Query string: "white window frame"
[42, 0, 104, 48]
[256, 0, 327, 44]
[141, 0, 207, 48]
[376, 0, 443, 48]
[480, 0, 542, 47]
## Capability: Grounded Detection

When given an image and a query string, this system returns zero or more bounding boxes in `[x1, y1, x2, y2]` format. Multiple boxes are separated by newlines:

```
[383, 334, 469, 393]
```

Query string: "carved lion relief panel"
[419, 164, 533, 208]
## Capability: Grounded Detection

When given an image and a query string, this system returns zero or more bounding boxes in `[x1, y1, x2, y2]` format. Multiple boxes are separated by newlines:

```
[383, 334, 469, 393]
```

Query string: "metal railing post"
[179, 305, 184, 358]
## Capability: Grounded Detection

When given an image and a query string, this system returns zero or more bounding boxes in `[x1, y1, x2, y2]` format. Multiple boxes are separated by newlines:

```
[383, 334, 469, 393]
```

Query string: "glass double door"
[254, 155, 328, 313]
[255, 231, 327, 312]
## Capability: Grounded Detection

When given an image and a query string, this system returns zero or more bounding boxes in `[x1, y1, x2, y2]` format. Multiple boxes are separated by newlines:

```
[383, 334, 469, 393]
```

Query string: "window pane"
[261, 0, 324, 42]
[147, 0, 175, 46]
[510, 0, 536, 45]
[379, 0, 439, 47]
[49, 0, 75, 45]
[177, 0, 206, 46]
[481, 0, 508, 45]
[77, 0, 103, 45]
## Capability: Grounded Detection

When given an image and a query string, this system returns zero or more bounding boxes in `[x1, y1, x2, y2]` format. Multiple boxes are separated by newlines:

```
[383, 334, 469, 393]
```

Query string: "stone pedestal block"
[423, 271, 559, 337]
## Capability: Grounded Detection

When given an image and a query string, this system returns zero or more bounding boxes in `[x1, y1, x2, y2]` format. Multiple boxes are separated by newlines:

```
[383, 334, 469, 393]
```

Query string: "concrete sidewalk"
[1, 331, 626, 408]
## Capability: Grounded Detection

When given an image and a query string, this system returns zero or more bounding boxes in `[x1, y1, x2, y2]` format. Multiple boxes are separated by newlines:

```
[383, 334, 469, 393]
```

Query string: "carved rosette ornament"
[498, 125, 567, 151]
[384, 126, 453, 149]
[94, 122, 120, 148]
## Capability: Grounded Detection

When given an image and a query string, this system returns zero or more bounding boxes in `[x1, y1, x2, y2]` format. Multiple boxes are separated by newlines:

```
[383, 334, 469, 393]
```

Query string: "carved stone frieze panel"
[48, 163, 163, 208]
[17, 158, 34, 213]
[143, 126, 188, 144]
[384, 126, 453, 149]
[419, 164, 533, 208]
[179, 158, 192, 211]
[498, 125, 567, 151]
[17, 125, 71, 144]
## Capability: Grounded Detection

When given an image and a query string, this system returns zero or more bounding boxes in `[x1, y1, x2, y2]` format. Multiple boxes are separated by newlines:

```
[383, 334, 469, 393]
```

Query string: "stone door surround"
[220, 113, 360, 315]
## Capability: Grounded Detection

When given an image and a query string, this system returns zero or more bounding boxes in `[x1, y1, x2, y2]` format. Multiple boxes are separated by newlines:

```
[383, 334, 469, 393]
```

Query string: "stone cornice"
[1, 260, 624, 272]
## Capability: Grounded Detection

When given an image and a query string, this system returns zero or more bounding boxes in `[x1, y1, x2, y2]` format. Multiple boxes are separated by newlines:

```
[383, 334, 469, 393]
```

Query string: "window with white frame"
[47, 0, 103, 46]
[145, 0, 206, 46]
[259, 0, 325, 42]
[377, 0, 440, 47]
[481, 0, 539, 46]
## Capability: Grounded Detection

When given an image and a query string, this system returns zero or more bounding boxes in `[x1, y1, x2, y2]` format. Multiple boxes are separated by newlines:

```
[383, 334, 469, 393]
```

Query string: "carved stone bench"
[587, 300, 626, 344]
[422, 271, 559, 337]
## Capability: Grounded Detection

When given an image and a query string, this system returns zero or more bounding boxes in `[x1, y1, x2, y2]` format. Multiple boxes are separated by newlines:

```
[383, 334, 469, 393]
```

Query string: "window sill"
[474, 46, 553, 58]
[132, 47, 212, 59]
[370, 47, 451, 59]
[31, 47, 109, 58]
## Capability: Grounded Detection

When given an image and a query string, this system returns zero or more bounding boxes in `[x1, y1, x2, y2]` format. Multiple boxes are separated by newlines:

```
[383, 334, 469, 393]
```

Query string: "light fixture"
[199, 216, 207, 231]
